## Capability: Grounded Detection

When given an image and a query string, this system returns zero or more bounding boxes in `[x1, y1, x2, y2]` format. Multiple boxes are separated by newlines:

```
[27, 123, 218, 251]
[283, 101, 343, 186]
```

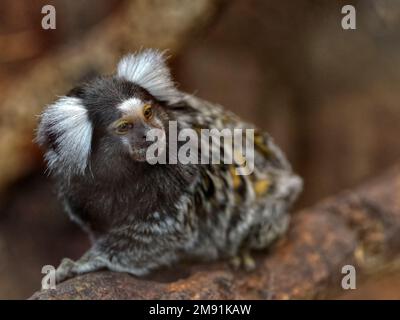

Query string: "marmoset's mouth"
[129, 148, 148, 162]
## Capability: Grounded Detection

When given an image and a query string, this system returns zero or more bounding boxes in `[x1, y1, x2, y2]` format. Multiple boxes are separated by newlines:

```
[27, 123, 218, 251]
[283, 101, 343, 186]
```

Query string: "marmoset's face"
[109, 97, 167, 162]
[76, 77, 170, 163]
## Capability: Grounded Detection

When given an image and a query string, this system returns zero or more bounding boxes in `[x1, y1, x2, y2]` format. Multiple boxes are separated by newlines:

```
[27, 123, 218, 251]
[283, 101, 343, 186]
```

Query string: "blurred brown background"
[0, 0, 399, 299]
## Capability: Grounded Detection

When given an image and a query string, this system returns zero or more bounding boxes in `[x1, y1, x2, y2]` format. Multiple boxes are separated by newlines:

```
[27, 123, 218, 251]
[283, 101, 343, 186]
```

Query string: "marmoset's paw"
[55, 258, 77, 284]
[229, 251, 256, 272]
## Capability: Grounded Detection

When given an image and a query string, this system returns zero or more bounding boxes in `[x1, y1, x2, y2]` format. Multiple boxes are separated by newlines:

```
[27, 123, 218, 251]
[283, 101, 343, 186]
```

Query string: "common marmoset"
[36, 49, 302, 282]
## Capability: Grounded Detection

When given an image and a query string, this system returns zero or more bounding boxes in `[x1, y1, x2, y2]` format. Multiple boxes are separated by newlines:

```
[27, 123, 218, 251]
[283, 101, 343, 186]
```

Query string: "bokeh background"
[0, 0, 399, 299]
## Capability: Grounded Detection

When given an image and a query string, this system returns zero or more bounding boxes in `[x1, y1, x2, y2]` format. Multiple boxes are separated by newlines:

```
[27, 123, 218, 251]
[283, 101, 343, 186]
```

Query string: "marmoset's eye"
[143, 104, 153, 120]
[115, 121, 133, 135]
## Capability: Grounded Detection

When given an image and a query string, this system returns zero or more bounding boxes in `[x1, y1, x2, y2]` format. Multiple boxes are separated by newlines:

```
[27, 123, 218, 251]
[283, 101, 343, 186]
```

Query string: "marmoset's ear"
[36, 95, 93, 176]
[117, 49, 181, 103]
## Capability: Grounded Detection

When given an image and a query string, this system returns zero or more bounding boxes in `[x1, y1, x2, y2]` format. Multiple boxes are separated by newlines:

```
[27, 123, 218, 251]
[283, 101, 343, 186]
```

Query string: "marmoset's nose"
[132, 122, 146, 138]
[130, 121, 153, 147]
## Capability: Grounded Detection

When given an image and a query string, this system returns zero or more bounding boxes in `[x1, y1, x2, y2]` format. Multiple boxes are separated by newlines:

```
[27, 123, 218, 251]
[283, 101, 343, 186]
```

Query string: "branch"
[0, 0, 223, 192]
[30, 165, 400, 299]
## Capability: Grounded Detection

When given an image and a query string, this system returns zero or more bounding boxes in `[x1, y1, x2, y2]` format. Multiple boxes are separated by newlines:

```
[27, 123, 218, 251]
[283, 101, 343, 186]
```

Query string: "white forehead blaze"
[37, 96, 92, 176]
[117, 97, 144, 115]
[117, 49, 181, 104]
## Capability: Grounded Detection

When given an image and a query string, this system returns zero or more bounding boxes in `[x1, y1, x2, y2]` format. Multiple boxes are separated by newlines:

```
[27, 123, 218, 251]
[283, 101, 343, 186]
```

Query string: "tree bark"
[30, 165, 400, 299]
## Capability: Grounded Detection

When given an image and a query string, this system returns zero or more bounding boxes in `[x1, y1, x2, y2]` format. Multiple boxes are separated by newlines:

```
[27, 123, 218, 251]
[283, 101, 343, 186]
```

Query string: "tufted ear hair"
[36, 96, 93, 176]
[117, 49, 181, 104]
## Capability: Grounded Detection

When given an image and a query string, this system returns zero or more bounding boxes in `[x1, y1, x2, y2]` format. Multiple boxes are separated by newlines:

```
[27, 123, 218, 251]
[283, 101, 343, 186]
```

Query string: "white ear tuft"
[117, 49, 181, 103]
[37, 96, 92, 176]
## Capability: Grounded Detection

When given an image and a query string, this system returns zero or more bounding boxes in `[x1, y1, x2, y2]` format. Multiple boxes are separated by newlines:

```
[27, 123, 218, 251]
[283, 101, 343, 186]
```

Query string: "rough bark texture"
[0, 0, 222, 192]
[31, 166, 400, 300]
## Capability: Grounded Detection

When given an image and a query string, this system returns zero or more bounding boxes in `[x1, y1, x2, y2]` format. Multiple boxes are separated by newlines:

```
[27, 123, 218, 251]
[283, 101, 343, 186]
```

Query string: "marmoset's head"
[37, 49, 181, 177]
